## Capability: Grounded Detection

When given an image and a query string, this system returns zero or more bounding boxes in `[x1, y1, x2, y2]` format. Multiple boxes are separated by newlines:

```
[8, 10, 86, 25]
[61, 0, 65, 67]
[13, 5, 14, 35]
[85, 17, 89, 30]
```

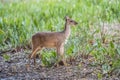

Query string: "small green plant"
[3, 54, 10, 62]
[41, 50, 57, 67]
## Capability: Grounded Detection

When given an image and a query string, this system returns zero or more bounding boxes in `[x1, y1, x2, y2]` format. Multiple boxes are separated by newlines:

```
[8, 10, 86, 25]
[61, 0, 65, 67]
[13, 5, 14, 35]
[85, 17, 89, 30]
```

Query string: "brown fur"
[29, 16, 78, 66]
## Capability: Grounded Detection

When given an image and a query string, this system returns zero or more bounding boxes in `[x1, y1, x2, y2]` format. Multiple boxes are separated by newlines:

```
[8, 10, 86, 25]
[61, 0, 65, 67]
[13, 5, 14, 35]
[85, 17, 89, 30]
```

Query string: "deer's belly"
[43, 42, 56, 48]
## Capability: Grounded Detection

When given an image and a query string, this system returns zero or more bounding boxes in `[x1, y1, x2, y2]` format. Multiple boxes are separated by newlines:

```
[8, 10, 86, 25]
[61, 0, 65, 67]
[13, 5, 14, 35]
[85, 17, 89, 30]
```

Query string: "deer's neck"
[63, 22, 71, 39]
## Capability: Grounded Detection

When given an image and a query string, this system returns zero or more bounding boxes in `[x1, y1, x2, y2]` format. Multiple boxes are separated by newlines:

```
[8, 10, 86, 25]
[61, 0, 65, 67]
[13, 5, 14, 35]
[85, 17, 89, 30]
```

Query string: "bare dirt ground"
[0, 51, 120, 80]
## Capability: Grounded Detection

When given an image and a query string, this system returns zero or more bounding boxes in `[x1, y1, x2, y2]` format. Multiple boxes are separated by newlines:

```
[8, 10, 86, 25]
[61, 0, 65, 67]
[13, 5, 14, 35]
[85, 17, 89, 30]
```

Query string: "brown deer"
[28, 16, 78, 66]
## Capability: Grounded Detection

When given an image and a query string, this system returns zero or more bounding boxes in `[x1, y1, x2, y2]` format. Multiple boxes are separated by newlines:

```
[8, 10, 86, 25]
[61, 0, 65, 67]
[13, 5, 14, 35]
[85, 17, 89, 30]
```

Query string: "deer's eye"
[70, 21, 73, 22]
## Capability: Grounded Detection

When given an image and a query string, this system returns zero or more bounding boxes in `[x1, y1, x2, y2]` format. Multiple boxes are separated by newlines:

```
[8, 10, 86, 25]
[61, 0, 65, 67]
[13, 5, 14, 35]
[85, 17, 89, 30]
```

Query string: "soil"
[0, 51, 120, 80]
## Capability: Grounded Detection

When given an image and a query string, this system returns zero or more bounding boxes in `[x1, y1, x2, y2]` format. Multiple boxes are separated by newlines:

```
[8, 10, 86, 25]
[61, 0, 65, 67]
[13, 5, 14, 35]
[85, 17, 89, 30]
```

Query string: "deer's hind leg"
[28, 46, 42, 65]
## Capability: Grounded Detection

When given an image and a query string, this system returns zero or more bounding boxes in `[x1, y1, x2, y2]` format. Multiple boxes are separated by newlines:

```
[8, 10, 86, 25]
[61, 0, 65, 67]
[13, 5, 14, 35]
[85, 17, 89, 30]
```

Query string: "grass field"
[0, 0, 120, 76]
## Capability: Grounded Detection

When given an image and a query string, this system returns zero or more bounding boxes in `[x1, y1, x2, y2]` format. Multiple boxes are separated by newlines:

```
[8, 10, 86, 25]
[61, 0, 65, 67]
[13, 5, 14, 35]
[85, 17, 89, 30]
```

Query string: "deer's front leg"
[59, 46, 67, 66]
[56, 44, 67, 66]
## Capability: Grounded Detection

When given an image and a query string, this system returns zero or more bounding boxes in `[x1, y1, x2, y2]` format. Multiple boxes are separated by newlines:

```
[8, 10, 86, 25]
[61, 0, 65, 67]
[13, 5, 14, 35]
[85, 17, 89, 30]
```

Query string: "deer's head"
[65, 16, 78, 26]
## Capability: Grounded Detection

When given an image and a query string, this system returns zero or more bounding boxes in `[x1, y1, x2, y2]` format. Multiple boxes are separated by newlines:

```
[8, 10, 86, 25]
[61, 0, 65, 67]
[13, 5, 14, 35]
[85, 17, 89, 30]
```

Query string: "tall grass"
[0, 0, 120, 74]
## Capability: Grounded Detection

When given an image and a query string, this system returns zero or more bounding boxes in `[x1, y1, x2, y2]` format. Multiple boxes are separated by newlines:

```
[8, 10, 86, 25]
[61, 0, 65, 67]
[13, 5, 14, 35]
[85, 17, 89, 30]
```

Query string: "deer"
[28, 16, 78, 66]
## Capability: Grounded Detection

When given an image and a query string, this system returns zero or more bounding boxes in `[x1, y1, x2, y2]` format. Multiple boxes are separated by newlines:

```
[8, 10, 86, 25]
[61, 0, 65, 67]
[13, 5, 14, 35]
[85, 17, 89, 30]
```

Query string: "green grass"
[0, 0, 120, 74]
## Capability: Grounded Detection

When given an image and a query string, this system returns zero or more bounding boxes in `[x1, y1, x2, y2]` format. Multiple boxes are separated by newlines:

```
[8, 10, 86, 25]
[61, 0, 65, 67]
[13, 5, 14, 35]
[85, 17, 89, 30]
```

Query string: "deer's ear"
[64, 16, 70, 20]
